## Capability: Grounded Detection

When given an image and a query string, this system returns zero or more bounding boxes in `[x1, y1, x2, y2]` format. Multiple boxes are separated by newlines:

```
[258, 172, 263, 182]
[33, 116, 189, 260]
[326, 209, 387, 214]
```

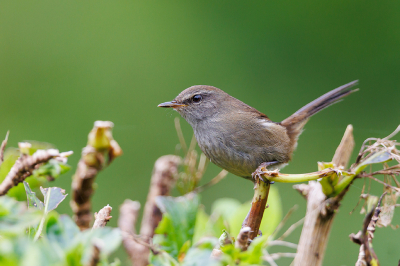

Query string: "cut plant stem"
[242, 178, 271, 241]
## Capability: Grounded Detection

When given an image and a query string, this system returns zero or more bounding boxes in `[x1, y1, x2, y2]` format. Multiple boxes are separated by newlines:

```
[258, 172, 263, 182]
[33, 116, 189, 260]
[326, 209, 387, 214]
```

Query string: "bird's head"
[158, 85, 231, 126]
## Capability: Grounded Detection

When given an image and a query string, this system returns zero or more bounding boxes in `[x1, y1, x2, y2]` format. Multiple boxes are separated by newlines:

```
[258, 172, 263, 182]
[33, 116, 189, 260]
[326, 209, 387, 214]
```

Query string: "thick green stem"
[262, 168, 339, 183]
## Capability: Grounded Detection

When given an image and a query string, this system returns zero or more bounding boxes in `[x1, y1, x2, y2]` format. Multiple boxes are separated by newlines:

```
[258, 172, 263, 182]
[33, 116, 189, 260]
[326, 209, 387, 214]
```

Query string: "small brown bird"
[158, 81, 358, 181]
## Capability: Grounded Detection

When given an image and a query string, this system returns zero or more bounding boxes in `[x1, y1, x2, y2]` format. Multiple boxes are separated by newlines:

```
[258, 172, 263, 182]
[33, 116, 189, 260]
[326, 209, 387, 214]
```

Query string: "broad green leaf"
[358, 150, 392, 169]
[178, 240, 191, 262]
[153, 193, 200, 259]
[0, 148, 19, 182]
[181, 248, 220, 266]
[45, 213, 80, 249]
[33, 159, 71, 179]
[228, 186, 282, 238]
[238, 235, 268, 265]
[211, 198, 241, 220]
[192, 207, 209, 243]
[0, 196, 41, 236]
[23, 182, 44, 210]
[193, 205, 227, 244]
[40, 186, 68, 213]
[149, 251, 179, 266]
[65, 243, 84, 266]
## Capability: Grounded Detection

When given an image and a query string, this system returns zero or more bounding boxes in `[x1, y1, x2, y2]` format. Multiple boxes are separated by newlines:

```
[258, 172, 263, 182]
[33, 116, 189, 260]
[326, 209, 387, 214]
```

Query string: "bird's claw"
[252, 162, 279, 184]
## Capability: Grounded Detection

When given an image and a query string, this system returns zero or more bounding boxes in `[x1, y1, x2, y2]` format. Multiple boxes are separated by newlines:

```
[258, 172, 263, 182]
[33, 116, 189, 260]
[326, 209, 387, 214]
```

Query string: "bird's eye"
[192, 94, 202, 103]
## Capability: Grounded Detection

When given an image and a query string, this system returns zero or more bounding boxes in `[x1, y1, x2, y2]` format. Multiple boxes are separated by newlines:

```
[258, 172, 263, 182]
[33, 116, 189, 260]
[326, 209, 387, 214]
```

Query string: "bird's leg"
[252, 161, 279, 183]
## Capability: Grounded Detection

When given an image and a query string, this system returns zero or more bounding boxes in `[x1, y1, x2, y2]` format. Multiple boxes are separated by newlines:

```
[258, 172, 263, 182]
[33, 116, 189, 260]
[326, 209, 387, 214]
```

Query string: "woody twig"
[0, 140, 72, 196]
[92, 205, 112, 229]
[118, 155, 181, 266]
[71, 121, 122, 230]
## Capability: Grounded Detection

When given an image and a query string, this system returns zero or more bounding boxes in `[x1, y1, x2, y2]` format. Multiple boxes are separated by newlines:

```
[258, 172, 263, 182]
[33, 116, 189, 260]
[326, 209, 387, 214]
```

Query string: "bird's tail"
[281, 80, 358, 149]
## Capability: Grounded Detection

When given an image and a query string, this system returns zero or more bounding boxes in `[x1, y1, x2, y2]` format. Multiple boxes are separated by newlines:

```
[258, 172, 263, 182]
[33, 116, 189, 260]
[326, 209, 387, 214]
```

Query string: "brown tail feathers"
[281, 80, 358, 148]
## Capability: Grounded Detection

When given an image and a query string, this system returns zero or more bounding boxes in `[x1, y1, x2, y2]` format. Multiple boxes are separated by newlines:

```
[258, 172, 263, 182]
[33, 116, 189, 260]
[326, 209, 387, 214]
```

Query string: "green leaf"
[192, 207, 209, 244]
[239, 235, 268, 264]
[181, 248, 220, 266]
[211, 198, 241, 221]
[40, 186, 68, 213]
[0, 196, 42, 236]
[178, 240, 191, 262]
[149, 251, 179, 266]
[65, 243, 84, 266]
[23, 182, 44, 210]
[358, 150, 393, 169]
[78, 227, 122, 263]
[33, 159, 71, 179]
[45, 213, 80, 250]
[153, 193, 200, 259]
[228, 186, 282, 238]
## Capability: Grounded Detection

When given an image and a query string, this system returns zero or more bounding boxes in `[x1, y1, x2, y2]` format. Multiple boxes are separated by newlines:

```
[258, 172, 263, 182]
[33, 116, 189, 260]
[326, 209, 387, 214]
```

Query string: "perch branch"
[92, 205, 112, 229]
[0, 146, 72, 196]
[240, 126, 355, 249]
[71, 121, 122, 230]
[240, 176, 271, 247]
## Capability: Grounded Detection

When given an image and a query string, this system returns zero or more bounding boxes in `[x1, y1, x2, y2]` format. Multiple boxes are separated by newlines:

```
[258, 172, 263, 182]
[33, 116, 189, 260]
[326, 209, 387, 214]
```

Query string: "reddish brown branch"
[240, 178, 271, 248]
[71, 121, 122, 230]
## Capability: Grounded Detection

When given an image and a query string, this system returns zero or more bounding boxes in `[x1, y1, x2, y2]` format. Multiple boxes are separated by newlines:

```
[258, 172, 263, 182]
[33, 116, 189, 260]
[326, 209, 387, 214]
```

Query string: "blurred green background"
[1, 1, 399, 265]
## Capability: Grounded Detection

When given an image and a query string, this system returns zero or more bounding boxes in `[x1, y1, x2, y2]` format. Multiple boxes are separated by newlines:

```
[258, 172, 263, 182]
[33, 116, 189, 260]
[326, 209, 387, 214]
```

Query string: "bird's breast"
[193, 119, 292, 178]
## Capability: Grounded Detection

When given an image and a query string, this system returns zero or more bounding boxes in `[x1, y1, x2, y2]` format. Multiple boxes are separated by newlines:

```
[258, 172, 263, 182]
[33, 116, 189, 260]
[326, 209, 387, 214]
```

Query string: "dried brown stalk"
[140, 155, 181, 239]
[118, 200, 148, 266]
[293, 124, 354, 266]
[92, 205, 112, 229]
[71, 121, 122, 230]
[0, 145, 72, 196]
[118, 155, 180, 266]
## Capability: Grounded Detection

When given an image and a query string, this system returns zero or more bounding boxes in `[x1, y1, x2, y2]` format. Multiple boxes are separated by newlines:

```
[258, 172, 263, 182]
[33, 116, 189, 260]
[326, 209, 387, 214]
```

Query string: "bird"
[158, 81, 358, 181]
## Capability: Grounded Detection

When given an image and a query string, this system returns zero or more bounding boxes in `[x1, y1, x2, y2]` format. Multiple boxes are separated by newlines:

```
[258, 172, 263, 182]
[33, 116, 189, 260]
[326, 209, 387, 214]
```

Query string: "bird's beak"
[158, 100, 187, 108]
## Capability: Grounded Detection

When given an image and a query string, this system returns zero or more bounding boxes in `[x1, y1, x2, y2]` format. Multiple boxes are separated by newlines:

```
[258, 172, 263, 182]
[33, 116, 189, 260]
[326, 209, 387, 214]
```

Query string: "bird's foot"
[252, 161, 279, 184]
